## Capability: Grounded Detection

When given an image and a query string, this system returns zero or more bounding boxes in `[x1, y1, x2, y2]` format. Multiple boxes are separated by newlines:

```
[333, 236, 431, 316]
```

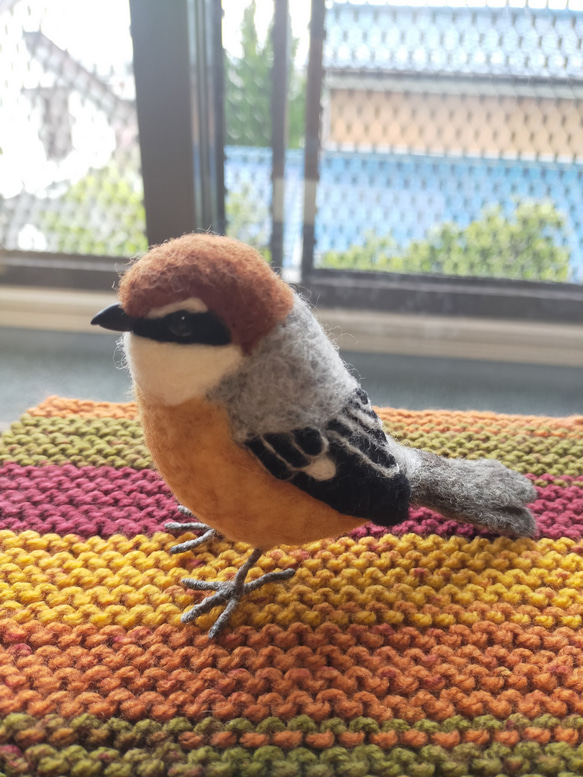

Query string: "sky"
[19, 0, 133, 74]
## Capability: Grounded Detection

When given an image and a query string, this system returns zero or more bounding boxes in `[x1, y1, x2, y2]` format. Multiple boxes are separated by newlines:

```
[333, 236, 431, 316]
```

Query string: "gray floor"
[0, 327, 581, 427]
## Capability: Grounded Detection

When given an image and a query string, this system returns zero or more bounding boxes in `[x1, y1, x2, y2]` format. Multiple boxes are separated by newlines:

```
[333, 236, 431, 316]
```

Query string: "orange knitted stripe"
[29, 396, 582, 437]
[27, 397, 139, 419]
[1, 618, 583, 724]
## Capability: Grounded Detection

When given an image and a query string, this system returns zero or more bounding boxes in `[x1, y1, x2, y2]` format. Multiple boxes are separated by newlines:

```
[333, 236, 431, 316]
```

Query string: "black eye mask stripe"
[132, 311, 231, 345]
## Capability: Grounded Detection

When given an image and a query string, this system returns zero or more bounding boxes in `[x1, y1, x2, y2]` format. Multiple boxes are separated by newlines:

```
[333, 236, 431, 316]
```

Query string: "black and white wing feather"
[244, 388, 410, 527]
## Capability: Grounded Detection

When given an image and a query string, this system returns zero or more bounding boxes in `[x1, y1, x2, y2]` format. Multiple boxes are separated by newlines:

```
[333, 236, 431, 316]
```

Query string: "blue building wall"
[225, 146, 583, 281]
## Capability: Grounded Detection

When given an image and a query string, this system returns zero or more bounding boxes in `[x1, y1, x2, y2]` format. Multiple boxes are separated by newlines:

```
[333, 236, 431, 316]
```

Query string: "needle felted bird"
[92, 233, 537, 637]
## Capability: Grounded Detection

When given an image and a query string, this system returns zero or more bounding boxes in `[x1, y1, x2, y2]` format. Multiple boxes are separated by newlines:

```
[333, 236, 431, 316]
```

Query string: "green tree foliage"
[42, 162, 147, 256]
[41, 161, 270, 258]
[39, 1, 305, 256]
[226, 183, 270, 260]
[321, 201, 570, 282]
[225, 1, 305, 148]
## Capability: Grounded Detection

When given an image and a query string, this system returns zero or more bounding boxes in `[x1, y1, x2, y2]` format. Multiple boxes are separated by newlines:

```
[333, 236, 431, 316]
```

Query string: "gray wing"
[245, 388, 411, 527]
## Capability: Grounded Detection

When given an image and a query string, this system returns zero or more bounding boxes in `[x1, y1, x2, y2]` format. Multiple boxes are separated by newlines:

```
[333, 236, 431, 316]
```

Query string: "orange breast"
[136, 394, 364, 549]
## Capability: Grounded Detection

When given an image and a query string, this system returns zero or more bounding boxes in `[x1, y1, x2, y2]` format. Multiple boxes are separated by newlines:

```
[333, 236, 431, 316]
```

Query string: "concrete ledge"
[319, 308, 583, 367]
[1, 286, 581, 367]
[0, 287, 117, 333]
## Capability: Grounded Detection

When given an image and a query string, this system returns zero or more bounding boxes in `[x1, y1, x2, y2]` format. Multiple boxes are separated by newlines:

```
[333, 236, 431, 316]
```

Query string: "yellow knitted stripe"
[1, 530, 582, 631]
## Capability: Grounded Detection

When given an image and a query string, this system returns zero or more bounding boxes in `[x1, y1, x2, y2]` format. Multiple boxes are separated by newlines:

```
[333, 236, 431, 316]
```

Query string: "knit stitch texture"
[0, 397, 582, 777]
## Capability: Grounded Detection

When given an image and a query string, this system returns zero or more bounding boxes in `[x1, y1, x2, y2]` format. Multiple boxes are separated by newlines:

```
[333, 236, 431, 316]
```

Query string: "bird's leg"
[165, 505, 220, 553]
[180, 548, 295, 638]
[166, 506, 295, 637]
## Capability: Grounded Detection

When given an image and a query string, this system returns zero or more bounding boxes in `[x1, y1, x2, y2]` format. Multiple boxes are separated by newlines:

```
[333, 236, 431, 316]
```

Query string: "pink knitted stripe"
[0, 463, 175, 538]
[0, 464, 579, 541]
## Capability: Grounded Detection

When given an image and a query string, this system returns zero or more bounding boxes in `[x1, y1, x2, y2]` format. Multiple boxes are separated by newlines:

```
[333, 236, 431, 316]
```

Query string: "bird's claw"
[180, 580, 242, 639]
[167, 529, 218, 554]
[165, 509, 220, 553]
[165, 520, 209, 531]
[167, 510, 295, 637]
[180, 548, 295, 637]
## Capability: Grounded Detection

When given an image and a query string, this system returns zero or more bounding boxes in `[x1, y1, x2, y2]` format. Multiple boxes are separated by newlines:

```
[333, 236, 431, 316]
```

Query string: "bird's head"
[91, 233, 294, 405]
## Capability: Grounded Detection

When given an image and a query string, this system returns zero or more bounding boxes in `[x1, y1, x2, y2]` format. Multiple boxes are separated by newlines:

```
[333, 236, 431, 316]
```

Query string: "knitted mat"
[0, 398, 582, 777]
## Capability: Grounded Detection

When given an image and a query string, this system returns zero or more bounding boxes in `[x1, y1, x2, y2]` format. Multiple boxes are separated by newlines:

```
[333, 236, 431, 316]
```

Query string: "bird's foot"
[180, 548, 296, 638]
[165, 506, 220, 553]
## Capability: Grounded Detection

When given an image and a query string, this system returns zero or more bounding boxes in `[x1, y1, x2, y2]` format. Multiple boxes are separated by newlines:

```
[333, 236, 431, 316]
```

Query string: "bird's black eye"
[131, 309, 230, 345]
[166, 311, 196, 338]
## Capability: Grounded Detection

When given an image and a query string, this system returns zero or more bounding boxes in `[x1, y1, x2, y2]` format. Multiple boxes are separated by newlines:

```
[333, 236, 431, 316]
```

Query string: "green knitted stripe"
[0, 416, 150, 469]
[389, 426, 583, 477]
[3, 711, 583, 741]
[2, 713, 583, 777]
[4, 738, 583, 777]
[2, 414, 582, 476]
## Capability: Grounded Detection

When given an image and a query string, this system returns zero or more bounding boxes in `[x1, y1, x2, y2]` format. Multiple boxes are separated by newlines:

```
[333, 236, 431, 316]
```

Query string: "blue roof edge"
[329, 2, 583, 19]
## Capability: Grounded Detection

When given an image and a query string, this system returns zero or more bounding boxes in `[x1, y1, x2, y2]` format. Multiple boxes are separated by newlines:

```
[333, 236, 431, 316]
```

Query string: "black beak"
[91, 304, 135, 332]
